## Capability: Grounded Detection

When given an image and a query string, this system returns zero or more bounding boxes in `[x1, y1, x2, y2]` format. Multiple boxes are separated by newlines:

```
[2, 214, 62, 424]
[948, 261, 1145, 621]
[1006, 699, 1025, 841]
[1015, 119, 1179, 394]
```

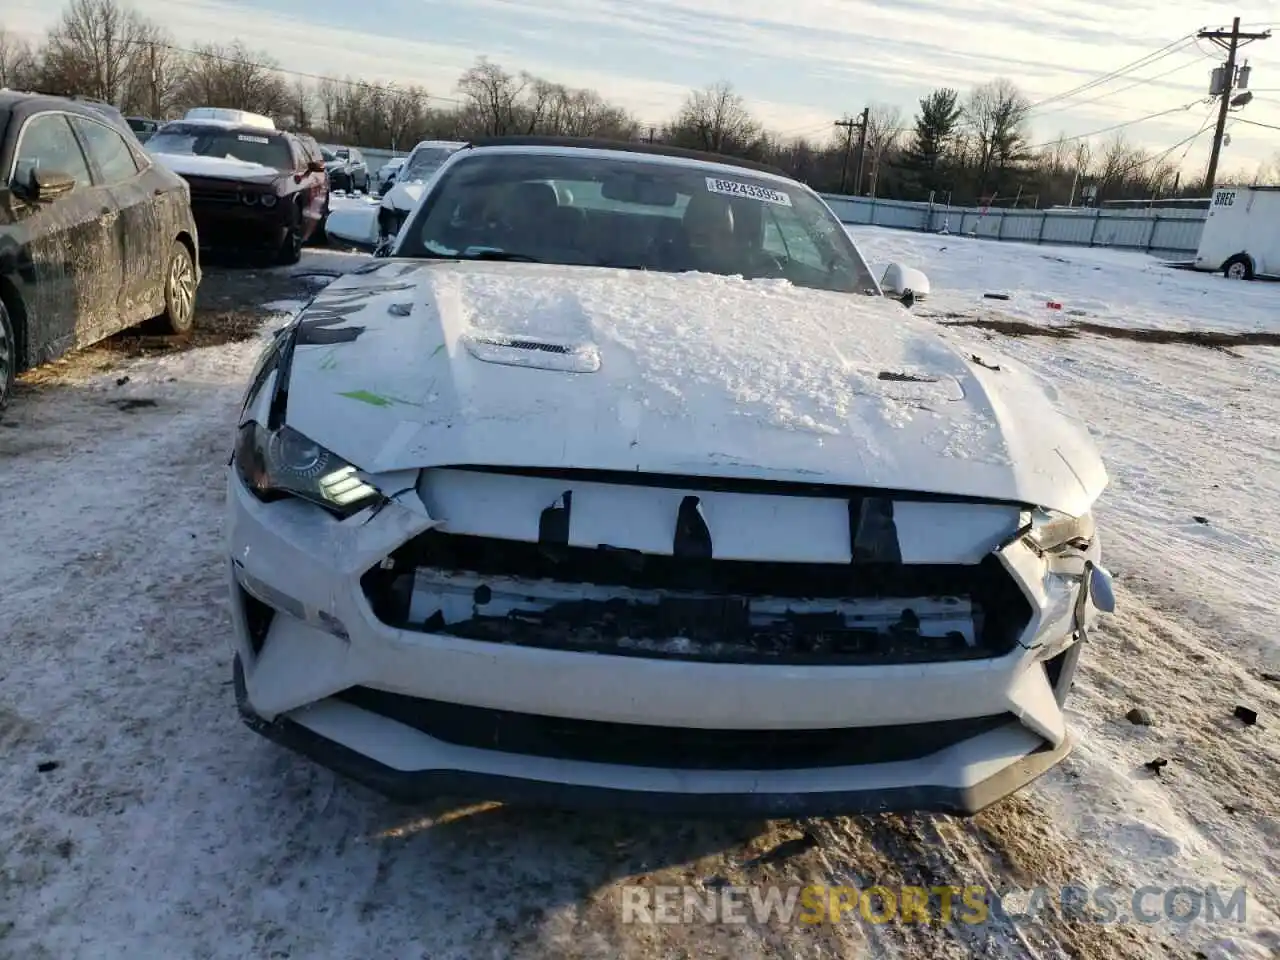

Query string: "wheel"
[1223, 254, 1254, 280]
[311, 200, 330, 246]
[157, 241, 197, 334]
[276, 209, 303, 266]
[0, 297, 15, 417]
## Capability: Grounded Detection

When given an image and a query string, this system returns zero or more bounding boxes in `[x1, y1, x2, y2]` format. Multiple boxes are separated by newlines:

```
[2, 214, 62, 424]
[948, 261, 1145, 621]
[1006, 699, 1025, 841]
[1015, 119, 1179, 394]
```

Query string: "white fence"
[821, 194, 1207, 259]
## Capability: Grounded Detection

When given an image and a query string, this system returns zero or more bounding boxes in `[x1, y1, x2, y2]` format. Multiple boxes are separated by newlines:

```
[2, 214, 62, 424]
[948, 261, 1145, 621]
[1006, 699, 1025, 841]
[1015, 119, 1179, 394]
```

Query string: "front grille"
[336, 686, 1016, 770]
[182, 176, 240, 205]
[189, 188, 239, 205]
[363, 532, 1031, 665]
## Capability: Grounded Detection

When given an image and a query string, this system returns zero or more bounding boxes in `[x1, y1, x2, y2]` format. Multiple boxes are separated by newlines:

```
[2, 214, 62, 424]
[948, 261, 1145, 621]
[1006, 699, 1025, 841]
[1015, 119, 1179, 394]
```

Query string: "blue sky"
[9, 0, 1280, 174]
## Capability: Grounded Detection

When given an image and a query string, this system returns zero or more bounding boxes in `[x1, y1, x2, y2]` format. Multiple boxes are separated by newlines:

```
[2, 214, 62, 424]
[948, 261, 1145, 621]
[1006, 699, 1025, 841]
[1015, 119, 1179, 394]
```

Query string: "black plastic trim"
[234, 656, 1072, 818]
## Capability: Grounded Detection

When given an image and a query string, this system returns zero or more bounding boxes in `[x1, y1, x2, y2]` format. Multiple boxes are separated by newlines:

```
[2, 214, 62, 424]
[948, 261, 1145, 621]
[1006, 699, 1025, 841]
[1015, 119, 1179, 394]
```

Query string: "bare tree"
[0, 28, 38, 90]
[173, 41, 288, 117]
[456, 58, 526, 136]
[964, 78, 1031, 195]
[864, 102, 903, 197]
[40, 0, 156, 106]
[116, 26, 184, 117]
[665, 82, 761, 155]
[1253, 152, 1280, 186]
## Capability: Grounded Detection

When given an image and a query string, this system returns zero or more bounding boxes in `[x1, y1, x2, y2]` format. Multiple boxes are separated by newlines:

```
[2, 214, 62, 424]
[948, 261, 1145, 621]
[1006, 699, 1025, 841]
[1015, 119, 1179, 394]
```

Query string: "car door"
[6, 111, 121, 359]
[350, 148, 367, 189]
[290, 137, 326, 237]
[71, 114, 161, 325]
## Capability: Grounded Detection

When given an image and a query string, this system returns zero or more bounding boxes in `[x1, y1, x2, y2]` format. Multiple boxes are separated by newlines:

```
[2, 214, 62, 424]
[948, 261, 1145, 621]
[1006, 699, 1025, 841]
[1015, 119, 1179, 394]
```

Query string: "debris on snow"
[1233, 706, 1259, 726]
[1144, 757, 1170, 774]
[1125, 707, 1155, 726]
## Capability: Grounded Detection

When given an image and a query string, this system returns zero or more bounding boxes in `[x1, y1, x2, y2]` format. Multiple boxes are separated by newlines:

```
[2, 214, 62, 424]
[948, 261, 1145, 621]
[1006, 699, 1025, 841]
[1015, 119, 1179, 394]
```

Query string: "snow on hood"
[149, 151, 280, 182]
[382, 181, 425, 212]
[280, 261, 1108, 514]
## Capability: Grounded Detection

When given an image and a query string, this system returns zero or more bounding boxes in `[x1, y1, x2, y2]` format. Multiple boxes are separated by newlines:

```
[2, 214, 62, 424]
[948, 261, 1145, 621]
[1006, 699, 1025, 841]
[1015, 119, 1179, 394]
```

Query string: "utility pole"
[853, 106, 870, 196]
[1067, 141, 1088, 207]
[1199, 18, 1270, 191]
[834, 115, 858, 194]
[149, 41, 161, 119]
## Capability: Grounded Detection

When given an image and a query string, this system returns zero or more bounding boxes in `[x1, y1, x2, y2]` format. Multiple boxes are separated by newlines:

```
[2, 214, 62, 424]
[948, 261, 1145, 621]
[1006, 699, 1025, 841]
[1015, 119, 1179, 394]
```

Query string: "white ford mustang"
[226, 137, 1115, 817]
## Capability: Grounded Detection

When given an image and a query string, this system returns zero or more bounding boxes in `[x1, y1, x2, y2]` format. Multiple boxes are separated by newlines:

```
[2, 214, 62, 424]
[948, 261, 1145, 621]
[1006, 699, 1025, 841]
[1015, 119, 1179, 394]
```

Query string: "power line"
[1027, 35, 1197, 111]
[1029, 52, 1213, 118]
[1025, 98, 1210, 150]
[132, 38, 463, 105]
[1230, 116, 1280, 132]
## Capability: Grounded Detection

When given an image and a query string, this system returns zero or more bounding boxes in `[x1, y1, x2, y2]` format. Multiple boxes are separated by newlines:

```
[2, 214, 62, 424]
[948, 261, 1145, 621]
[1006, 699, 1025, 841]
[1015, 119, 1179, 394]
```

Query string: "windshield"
[148, 125, 293, 170]
[402, 146, 459, 182]
[400, 151, 878, 294]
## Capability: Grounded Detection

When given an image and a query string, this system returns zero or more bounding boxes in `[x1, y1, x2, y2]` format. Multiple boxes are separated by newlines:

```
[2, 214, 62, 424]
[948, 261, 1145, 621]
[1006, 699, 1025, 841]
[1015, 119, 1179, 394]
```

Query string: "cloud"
[6, 0, 1278, 170]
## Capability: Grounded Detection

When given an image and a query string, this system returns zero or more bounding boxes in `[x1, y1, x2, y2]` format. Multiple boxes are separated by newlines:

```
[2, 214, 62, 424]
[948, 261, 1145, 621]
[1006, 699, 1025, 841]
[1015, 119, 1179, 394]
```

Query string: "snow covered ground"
[853, 226, 1279, 336]
[1, 235, 1278, 958]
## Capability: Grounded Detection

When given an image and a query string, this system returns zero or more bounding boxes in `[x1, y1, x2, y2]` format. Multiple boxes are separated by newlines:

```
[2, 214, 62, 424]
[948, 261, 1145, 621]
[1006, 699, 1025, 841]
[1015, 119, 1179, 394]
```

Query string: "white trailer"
[1193, 185, 1280, 280]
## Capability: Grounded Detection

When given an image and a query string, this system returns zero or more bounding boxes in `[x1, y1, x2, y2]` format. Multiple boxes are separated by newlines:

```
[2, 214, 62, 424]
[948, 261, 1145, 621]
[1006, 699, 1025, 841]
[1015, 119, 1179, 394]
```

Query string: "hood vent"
[462, 332, 601, 373]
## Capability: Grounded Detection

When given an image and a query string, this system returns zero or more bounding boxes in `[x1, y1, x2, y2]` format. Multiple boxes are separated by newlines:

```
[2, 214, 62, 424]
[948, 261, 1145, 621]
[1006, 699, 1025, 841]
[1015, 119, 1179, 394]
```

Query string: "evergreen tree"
[902, 88, 963, 199]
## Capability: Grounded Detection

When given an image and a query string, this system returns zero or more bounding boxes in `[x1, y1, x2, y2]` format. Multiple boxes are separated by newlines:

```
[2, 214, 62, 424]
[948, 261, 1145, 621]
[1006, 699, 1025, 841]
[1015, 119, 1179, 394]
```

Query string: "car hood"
[382, 181, 425, 211]
[280, 261, 1108, 515]
[149, 151, 280, 184]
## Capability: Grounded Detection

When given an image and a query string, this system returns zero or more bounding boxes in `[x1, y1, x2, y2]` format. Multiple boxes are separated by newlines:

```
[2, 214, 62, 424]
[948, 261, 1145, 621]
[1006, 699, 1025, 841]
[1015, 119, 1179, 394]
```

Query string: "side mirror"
[26, 168, 77, 203]
[306, 160, 325, 174]
[325, 204, 380, 251]
[881, 263, 930, 307]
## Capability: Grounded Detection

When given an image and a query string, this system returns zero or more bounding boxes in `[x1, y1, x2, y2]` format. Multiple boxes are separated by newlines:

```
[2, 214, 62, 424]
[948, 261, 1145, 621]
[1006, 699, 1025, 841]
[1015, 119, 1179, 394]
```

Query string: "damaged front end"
[356, 466, 1096, 669]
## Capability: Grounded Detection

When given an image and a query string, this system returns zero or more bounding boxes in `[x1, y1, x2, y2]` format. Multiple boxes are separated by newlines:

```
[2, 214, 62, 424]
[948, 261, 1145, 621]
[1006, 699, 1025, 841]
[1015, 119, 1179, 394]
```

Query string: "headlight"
[234, 421, 381, 517]
[260, 194, 277, 208]
[1023, 508, 1095, 554]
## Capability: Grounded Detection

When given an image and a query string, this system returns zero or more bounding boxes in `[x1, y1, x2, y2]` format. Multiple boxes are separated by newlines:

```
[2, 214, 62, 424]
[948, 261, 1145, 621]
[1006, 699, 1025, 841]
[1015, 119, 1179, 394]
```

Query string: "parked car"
[320, 144, 368, 193]
[126, 116, 162, 142]
[292, 133, 331, 239]
[374, 156, 405, 194]
[376, 139, 464, 246]
[146, 119, 327, 264]
[0, 90, 200, 414]
[184, 107, 275, 129]
[229, 136, 1115, 817]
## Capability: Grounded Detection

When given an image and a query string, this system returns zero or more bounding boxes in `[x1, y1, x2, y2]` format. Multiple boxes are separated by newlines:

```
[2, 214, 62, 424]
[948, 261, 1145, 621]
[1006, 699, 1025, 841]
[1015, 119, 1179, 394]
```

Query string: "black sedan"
[0, 91, 201, 415]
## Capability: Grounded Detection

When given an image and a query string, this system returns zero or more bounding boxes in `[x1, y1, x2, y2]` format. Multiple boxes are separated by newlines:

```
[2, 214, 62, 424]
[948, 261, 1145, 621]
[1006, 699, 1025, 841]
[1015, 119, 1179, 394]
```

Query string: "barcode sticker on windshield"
[705, 177, 792, 206]
[237, 134, 269, 144]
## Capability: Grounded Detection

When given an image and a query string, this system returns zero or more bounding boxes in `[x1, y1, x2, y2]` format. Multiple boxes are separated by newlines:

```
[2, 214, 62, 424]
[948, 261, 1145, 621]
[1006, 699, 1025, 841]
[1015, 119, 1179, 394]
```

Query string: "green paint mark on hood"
[339, 389, 422, 408]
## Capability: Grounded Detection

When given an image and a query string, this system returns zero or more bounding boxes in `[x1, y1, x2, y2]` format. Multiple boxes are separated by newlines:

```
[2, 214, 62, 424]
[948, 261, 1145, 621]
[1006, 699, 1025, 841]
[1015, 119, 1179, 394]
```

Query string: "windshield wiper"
[453, 250, 542, 263]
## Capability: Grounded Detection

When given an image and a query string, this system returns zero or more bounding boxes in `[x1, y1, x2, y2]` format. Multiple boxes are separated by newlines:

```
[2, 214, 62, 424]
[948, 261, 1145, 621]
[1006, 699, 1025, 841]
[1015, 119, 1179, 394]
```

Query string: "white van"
[182, 107, 276, 130]
[1192, 185, 1280, 280]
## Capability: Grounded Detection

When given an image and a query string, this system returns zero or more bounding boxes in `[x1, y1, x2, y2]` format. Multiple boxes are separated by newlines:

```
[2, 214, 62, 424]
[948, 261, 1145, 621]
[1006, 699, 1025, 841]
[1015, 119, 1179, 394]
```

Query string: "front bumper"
[190, 202, 288, 250]
[225, 468, 1098, 817]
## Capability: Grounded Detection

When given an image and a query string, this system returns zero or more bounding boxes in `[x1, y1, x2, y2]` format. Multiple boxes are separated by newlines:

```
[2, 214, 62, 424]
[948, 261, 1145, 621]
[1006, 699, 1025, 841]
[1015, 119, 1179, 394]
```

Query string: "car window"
[11, 113, 94, 192]
[402, 146, 460, 182]
[762, 211, 827, 270]
[71, 117, 141, 184]
[145, 124, 294, 171]
[402, 152, 879, 295]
